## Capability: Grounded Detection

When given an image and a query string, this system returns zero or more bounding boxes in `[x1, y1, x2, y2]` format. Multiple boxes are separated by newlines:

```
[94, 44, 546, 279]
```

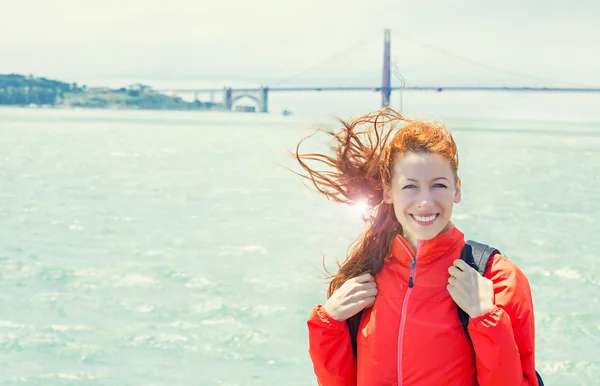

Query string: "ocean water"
[1, 97, 599, 385]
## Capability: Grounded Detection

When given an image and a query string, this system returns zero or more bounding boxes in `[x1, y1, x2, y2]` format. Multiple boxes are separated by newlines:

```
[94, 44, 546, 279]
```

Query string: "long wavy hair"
[293, 107, 459, 297]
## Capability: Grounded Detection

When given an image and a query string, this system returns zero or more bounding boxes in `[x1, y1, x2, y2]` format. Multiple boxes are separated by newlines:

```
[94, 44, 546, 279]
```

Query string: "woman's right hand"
[323, 273, 378, 321]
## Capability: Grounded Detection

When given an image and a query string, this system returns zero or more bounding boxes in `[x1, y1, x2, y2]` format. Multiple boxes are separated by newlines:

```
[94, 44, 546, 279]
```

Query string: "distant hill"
[0, 74, 74, 106]
[0, 74, 221, 111]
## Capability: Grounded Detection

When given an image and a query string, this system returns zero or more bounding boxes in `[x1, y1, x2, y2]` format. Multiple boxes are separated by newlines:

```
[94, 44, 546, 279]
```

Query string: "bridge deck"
[155, 86, 600, 93]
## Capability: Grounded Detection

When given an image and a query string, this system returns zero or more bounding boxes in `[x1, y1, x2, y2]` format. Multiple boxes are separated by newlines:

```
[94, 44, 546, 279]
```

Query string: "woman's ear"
[454, 177, 462, 204]
[383, 184, 393, 204]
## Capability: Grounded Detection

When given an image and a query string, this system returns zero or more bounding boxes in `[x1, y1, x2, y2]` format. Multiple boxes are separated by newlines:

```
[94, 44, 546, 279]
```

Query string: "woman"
[294, 108, 539, 385]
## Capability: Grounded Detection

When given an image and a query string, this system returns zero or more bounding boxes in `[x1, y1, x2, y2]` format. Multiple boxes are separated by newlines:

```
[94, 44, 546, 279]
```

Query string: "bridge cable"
[269, 32, 381, 87]
[392, 32, 590, 87]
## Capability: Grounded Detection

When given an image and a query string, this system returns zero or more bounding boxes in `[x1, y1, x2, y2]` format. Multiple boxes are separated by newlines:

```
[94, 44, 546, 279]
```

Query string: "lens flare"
[352, 199, 369, 217]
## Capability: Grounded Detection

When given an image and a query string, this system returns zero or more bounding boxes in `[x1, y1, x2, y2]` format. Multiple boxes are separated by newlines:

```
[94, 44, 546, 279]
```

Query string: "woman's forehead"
[391, 152, 454, 179]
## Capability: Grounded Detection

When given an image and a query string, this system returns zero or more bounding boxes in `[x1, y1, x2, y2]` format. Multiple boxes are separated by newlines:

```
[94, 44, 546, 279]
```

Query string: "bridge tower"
[260, 87, 269, 113]
[222, 86, 268, 113]
[224, 87, 233, 110]
[381, 28, 391, 108]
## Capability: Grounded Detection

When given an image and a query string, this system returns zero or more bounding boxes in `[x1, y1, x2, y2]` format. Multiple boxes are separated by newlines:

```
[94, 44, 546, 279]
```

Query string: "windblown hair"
[294, 107, 459, 297]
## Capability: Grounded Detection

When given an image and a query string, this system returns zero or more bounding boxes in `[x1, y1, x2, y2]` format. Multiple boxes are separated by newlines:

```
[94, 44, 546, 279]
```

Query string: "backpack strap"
[347, 310, 363, 356]
[457, 240, 545, 385]
[460, 240, 500, 276]
[457, 240, 500, 339]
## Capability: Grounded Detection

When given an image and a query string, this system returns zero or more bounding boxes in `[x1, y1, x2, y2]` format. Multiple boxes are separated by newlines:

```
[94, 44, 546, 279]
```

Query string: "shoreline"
[0, 74, 223, 112]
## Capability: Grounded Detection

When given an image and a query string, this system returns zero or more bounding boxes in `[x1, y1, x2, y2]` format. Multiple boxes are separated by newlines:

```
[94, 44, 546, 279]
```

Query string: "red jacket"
[307, 225, 538, 386]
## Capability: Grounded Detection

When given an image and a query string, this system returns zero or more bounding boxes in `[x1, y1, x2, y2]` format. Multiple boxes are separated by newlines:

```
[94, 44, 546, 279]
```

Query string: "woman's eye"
[433, 183, 448, 188]
[402, 184, 417, 189]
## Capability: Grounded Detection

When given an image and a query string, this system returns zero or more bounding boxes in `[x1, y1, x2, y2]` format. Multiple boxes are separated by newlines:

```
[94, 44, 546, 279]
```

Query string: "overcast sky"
[1, 0, 599, 88]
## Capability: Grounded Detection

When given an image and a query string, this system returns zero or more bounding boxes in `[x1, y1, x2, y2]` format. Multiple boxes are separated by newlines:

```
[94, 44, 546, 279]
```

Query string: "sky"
[2, 0, 600, 90]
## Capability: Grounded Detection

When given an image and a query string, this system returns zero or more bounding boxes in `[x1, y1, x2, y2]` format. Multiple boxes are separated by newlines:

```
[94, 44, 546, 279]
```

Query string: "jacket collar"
[390, 223, 464, 266]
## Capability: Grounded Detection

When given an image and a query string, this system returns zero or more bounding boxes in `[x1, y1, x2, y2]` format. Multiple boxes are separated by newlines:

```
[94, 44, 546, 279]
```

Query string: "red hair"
[293, 108, 459, 297]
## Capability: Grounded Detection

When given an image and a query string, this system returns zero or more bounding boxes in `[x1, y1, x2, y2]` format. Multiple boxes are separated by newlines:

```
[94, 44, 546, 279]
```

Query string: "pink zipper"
[397, 247, 417, 386]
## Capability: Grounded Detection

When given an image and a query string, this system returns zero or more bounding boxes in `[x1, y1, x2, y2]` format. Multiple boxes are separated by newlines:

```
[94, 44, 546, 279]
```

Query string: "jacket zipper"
[397, 255, 416, 386]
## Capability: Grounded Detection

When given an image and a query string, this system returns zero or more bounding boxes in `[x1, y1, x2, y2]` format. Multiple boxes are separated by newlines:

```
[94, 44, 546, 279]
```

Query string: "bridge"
[155, 30, 600, 113]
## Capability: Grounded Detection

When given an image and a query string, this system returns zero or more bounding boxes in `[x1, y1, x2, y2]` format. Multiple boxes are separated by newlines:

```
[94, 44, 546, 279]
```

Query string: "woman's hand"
[447, 260, 494, 318]
[323, 273, 378, 321]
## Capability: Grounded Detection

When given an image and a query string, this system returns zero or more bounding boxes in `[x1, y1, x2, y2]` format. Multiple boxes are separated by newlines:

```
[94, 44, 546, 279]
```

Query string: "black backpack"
[347, 240, 544, 386]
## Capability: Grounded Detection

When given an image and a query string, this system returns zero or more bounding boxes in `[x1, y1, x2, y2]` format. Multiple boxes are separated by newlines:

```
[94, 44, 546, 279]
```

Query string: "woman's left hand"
[447, 260, 494, 318]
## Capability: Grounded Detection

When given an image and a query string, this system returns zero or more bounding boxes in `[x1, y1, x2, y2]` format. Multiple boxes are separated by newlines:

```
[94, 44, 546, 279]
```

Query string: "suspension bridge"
[154, 29, 600, 113]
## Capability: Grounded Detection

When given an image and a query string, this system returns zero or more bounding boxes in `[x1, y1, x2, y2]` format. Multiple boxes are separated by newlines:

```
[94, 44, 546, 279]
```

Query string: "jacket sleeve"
[307, 305, 357, 386]
[468, 254, 539, 386]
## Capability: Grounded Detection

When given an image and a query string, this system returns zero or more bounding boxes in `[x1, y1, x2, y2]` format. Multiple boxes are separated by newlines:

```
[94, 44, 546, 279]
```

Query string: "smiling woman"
[292, 107, 542, 386]
[383, 152, 461, 247]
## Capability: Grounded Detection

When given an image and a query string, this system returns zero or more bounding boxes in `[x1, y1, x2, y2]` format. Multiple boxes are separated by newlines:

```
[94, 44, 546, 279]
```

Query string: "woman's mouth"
[410, 213, 439, 226]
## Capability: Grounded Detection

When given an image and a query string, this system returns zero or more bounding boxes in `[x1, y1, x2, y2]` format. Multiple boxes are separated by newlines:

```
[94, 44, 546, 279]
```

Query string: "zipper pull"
[408, 256, 416, 288]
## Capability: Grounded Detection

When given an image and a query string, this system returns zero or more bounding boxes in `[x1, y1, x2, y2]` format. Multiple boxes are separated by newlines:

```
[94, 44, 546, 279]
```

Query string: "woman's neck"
[402, 232, 418, 253]
[402, 221, 455, 254]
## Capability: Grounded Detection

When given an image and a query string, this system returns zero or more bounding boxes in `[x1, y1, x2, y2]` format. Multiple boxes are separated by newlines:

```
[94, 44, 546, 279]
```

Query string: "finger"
[448, 287, 467, 310]
[352, 295, 376, 309]
[360, 281, 377, 290]
[447, 282, 468, 295]
[448, 283, 470, 303]
[354, 273, 374, 283]
[363, 287, 378, 297]
[448, 266, 464, 278]
[361, 296, 376, 308]
[455, 282, 470, 297]
[354, 287, 378, 300]
[447, 284, 466, 306]
[349, 277, 375, 293]
[448, 274, 470, 292]
[447, 283, 456, 296]
[453, 259, 474, 272]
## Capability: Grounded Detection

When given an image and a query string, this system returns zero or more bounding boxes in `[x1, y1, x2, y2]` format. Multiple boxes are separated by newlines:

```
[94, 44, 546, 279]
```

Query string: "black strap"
[459, 241, 544, 386]
[347, 310, 362, 356]
[457, 240, 500, 334]
[460, 240, 499, 276]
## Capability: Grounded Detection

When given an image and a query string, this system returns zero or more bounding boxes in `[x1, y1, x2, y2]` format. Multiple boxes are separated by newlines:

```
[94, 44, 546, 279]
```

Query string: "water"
[1, 100, 599, 385]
